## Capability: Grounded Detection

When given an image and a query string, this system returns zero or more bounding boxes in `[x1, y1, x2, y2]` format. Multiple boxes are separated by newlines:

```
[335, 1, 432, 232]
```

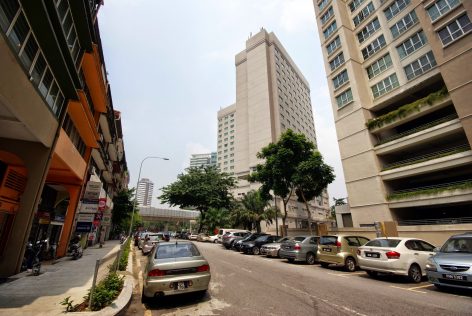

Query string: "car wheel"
[252, 247, 260, 255]
[288, 258, 295, 263]
[213, 239, 217, 243]
[366, 270, 378, 278]
[345, 257, 356, 272]
[277, 250, 280, 258]
[320, 262, 330, 268]
[306, 252, 316, 265]
[408, 264, 422, 283]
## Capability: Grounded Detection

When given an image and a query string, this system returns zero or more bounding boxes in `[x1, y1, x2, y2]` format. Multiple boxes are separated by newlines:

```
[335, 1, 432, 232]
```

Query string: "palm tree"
[237, 190, 275, 233]
[198, 207, 231, 234]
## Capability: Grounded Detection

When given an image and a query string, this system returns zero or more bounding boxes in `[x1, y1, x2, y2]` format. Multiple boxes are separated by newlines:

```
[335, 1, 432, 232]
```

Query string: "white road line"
[328, 273, 350, 278]
[408, 284, 434, 290]
[390, 285, 427, 294]
[241, 267, 252, 273]
[282, 283, 368, 316]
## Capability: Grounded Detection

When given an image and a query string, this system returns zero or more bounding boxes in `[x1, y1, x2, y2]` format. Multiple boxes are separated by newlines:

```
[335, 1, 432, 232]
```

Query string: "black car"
[233, 233, 268, 252]
[241, 235, 281, 255]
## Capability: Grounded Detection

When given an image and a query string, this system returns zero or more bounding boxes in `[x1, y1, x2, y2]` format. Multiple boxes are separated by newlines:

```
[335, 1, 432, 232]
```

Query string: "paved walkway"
[0, 240, 121, 316]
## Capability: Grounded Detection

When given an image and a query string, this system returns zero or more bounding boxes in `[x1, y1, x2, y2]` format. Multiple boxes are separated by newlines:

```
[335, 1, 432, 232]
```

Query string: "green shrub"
[119, 238, 131, 271]
[366, 86, 449, 130]
[387, 181, 472, 201]
[86, 272, 124, 311]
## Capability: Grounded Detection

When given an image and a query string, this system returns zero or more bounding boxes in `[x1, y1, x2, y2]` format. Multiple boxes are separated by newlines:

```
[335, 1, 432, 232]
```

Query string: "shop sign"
[79, 201, 98, 213]
[98, 198, 106, 211]
[102, 214, 111, 226]
[37, 211, 50, 224]
[93, 220, 100, 227]
[83, 181, 102, 201]
[54, 215, 65, 222]
[94, 212, 103, 221]
[77, 213, 95, 222]
[88, 232, 96, 241]
[76, 222, 92, 232]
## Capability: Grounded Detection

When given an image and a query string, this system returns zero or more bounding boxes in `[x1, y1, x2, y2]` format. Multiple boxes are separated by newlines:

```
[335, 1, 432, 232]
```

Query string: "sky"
[98, 0, 347, 207]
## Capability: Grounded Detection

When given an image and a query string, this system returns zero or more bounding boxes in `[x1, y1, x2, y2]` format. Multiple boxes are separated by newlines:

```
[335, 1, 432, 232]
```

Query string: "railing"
[376, 113, 459, 146]
[382, 144, 471, 170]
[398, 217, 472, 226]
[387, 179, 472, 201]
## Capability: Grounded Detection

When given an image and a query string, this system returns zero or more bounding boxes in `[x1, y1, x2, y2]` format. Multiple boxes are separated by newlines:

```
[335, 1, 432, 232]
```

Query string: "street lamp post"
[128, 156, 169, 236]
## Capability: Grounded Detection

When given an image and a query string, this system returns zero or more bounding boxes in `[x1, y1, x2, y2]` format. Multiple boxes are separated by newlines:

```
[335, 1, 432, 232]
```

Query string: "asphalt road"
[124, 241, 472, 316]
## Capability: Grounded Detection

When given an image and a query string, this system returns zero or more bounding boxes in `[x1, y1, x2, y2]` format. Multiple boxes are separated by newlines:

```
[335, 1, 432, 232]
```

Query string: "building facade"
[136, 178, 154, 206]
[189, 152, 217, 169]
[0, 0, 128, 277]
[219, 29, 331, 230]
[313, 0, 472, 227]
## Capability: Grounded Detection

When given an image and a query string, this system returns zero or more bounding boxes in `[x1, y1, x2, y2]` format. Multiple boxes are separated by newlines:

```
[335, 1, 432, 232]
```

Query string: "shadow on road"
[144, 291, 210, 310]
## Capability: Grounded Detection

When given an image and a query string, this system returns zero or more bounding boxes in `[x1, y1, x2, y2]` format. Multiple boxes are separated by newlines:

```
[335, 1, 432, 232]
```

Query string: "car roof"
[450, 233, 472, 238]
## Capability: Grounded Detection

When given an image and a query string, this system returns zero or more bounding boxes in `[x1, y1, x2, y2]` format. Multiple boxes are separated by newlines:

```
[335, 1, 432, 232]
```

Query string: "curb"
[70, 245, 134, 316]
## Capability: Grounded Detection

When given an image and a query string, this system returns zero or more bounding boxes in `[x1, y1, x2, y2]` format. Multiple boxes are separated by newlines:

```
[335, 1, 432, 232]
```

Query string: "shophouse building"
[0, 0, 128, 277]
[313, 0, 472, 227]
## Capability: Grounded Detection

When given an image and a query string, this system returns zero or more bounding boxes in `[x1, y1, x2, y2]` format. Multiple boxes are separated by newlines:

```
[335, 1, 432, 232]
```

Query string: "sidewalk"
[0, 240, 121, 316]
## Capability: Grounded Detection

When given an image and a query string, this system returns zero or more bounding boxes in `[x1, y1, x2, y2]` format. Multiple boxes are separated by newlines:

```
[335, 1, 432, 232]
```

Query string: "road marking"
[328, 273, 350, 278]
[241, 267, 252, 273]
[282, 283, 368, 316]
[327, 272, 364, 278]
[408, 284, 434, 290]
[389, 285, 427, 294]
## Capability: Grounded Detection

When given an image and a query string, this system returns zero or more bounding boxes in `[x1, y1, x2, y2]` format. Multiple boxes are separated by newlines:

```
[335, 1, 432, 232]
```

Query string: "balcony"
[388, 179, 472, 208]
[82, 44, 107, 113]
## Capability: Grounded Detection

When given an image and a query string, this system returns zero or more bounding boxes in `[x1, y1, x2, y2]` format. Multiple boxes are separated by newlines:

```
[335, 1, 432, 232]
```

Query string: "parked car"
[142, 233, 165, 255]
[217, 228, 249, 244]
[279, 236, 319, 265]
[138, 232, 150, 250]
[358, 237, 436, 283]
[426, 233, 472, 290]
[222, 231, 251, 249]
[240, 235, 281, 255]
[142, 241, 210, 302]
[261, 237, 292, 257]
[208, 235, 219, 243]
[318, 235, 370, 272]
[233, 233, 268, 252]
[162, 232, 170, 242]
[188, 233, 198, 240]
[197, 233, 210, 242]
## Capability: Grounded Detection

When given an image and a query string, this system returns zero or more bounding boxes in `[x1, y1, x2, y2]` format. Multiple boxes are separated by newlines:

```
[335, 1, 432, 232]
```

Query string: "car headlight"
[425, 259, 437, 272]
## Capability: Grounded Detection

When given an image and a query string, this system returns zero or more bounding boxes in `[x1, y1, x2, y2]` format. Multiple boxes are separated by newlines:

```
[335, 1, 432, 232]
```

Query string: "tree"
[159, 166, 236, 232]
[249, 130, 315, 232]
[237, 190, 276, 233]
[198, 207, 231, 234]
[293, 151, 335, 234]
[112, 189, 135, 235]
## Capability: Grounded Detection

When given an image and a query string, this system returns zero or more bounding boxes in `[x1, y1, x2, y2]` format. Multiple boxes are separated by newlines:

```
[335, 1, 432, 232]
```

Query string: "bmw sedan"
[426, 233, 472, 290]
[142, 241, 211, 301]
[279, 235, 319, 265]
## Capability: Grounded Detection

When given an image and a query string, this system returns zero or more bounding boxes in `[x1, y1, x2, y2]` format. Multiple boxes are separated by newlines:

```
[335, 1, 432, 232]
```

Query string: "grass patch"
[366, 86, 449, 130]
[387, 181, 472, 201]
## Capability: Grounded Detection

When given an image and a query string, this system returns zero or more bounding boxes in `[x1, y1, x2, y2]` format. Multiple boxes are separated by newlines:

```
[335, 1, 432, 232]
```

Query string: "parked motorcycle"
[68, 241, 83, 260]
[24, 239, 48, 275]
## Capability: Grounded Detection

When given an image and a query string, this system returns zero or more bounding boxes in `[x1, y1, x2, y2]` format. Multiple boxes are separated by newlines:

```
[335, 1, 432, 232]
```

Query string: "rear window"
[319, 236, 337, 245]
[148, 235, 163, 241]
[293, 236, 307, 242]
[365, 239, 401, 248]
[277, 237, 292, 243]
[155, 244, 200, 259]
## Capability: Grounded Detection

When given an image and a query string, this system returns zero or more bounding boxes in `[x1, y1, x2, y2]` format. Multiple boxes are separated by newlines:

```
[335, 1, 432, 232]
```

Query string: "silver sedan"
[142, 241, 211, 301]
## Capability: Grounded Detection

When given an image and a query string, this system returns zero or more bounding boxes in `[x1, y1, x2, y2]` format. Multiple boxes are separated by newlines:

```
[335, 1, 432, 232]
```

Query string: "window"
[437, 14, 472, 46]
[336, 88, 353, 108]
[323, 20, 337, 39]
[427, 0, 461, 22]
[349, 0, 365, 12]
[361, 34, 386, 60]
[357, 17, 381, 43]
[366, 53, 393, 79]
[396, 30, 427, 59]
[404, 51, 437, 80]
[384, 0, 411, 21]
[329, 52, 345, 71]
[332, 69, 349, 89]
[371, 73, 399, 98]
[318, 0, 329, 11]
[353, 2, 374, 27]
[390, 10, 418, 39]
[320, 6, 334, 25]
[0, 0, 20, 33]
[326, 36, 341, 55]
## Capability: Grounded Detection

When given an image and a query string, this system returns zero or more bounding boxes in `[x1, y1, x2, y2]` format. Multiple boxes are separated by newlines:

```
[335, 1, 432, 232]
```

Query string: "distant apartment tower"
[313, 0, 472, 227]
[189, 152, 217, 169]
[137, 178, 154, 206]
[218, 29, 330, 228]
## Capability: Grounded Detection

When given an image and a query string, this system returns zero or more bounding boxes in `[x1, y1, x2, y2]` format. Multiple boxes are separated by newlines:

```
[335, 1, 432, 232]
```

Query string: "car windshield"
[364, 239, 401, 247]
[440, 237, 472, 253]
[155, 243, 201, 259]
[255, 235, 269, 242]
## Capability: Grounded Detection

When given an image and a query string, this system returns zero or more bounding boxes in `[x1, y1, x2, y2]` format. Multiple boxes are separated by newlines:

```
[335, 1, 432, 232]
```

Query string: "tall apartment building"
[189, 152, 217, 169]
[0, 0, 128, 277]
[313, 0, 472, 228]
[218, 29, 330, 229]
[137, 178, 154, 206]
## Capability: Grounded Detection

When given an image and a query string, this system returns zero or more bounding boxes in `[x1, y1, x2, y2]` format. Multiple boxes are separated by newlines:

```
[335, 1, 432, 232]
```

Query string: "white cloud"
[280, 0, 316, 33]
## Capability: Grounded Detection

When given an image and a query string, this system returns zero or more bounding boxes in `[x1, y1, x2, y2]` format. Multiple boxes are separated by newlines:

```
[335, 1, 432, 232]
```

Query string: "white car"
[142, 233, 164, 254]
[358, 237, 436, 283]
[188, 233, 198, 240]
[208, 235, 218, 243]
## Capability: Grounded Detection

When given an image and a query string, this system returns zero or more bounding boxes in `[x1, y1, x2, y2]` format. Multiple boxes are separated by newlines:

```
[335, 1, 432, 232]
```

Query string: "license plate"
[443, 274, 467, 281]
[365, 252, 380, 258]
[323, 248, 332, 252]
[175, 281, 186, 291]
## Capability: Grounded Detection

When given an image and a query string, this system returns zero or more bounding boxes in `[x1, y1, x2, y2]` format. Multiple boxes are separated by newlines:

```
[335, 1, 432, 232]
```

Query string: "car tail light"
[386, 251, 400, 259]
[336, 241, 342, 250]
[148, 269, 166, 276]
[294, 244, 301, 250]
[197, 264, 210, 272]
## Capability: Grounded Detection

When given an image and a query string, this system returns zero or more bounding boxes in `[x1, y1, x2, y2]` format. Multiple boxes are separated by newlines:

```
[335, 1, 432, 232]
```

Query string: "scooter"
[68, 241, 83, 260]
[24, 239, 48, 275]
